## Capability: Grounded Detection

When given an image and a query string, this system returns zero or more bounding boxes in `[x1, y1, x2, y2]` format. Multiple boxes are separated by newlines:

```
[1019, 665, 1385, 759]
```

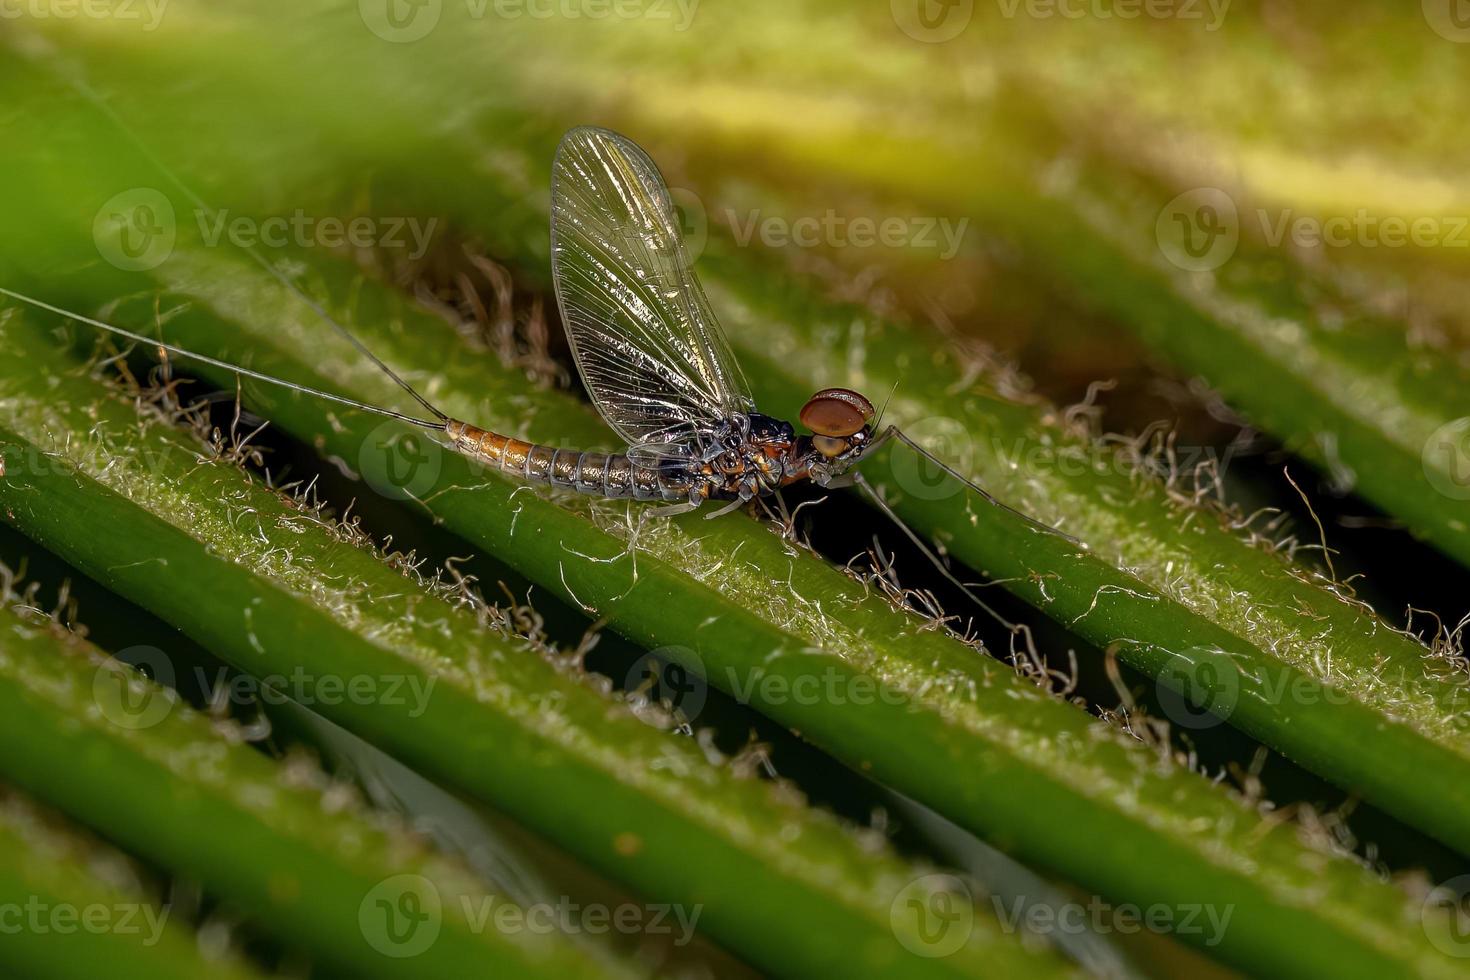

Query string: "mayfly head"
[799, 387, 875, 465]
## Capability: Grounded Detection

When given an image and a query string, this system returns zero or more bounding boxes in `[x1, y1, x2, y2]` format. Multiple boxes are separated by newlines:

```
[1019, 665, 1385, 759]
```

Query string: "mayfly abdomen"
[445, 420, 687, 501]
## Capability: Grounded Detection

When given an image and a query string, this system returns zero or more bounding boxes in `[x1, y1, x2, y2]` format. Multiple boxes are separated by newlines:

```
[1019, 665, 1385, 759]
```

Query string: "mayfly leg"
[866, 425, 1083, 546]
[844, 424, 1084, 641]
[849, 469, 1027, 635]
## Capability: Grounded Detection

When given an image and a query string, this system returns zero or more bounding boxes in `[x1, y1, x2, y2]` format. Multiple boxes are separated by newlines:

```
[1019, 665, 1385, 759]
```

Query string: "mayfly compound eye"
[799, 388, 875, 438]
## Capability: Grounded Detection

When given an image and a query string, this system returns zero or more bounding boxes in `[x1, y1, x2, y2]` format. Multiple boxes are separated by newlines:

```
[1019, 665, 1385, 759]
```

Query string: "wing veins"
[549, 127, 751, 454]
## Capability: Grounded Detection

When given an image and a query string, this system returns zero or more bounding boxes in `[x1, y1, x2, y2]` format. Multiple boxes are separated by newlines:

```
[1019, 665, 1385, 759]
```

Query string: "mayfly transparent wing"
[550, 126, 752, 456]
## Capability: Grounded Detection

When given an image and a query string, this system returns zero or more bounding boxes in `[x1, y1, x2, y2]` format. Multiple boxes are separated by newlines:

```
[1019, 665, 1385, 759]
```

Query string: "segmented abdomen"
[445, 420, 688, 502]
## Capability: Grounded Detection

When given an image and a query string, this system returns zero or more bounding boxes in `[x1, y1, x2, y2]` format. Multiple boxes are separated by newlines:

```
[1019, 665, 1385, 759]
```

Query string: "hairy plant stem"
[0, 592, 615, 978]
[0, 314, 1067, 979]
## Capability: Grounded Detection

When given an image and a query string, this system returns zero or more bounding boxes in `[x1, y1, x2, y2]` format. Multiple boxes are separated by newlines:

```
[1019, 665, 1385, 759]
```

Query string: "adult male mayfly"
[2, 126, 1060, 546]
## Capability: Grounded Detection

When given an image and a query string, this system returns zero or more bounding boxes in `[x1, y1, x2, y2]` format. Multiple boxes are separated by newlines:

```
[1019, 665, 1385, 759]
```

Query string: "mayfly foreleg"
[646, 501, 703, 519]
[849, 469, 1029, 637]
[867, 425, 1082, 546]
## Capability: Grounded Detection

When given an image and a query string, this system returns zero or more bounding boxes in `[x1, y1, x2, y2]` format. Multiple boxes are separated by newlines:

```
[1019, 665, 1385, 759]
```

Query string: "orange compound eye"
[799, 387, 874, 437]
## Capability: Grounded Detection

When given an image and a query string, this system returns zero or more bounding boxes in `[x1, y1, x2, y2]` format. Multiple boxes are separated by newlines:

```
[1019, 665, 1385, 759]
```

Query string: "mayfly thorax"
[1, 125, 1068, 577]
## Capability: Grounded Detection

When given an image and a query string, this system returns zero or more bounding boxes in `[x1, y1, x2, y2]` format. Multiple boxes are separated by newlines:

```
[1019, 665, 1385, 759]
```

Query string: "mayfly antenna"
[872, 379, 900, 432]
[43, 55, 449, 425]
[0, 288, 445, 430]
[849, 469, 1025, 633]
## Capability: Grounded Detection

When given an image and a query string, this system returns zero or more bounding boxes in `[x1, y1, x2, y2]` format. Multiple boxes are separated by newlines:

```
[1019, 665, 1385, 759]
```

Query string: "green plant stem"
[0, 598, 611, 979]
[0, 785, 266, 980]
[2, 18, 1469, 977]
[9, 238, 1463, 976]
[0, 315, 1062, 980]
[58, 8, 1470, 860]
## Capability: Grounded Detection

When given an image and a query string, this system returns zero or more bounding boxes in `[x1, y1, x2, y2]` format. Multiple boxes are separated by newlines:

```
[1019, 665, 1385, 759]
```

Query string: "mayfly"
[1, 126, 1065, 570]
